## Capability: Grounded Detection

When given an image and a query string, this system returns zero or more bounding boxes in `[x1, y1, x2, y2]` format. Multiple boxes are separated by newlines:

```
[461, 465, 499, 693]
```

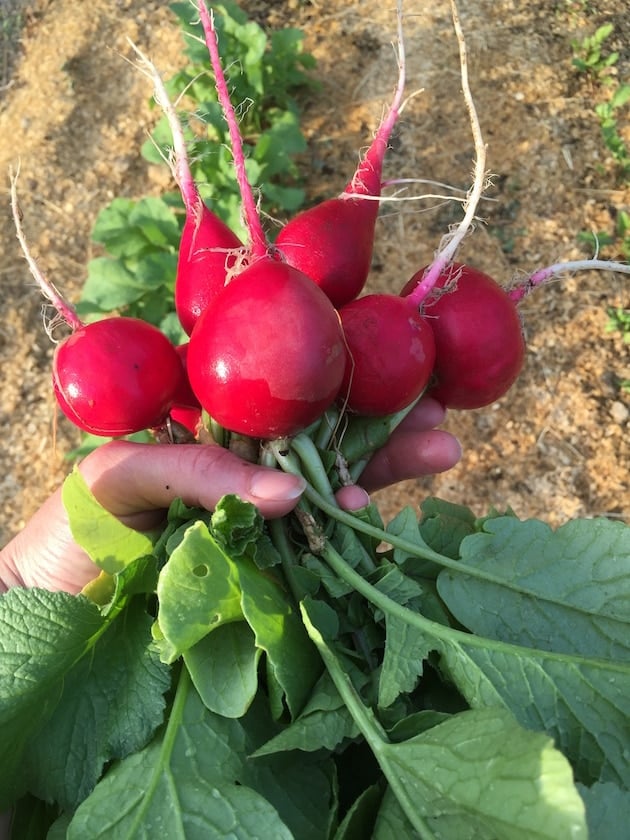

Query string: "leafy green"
[3, 2, 629, 835]
[0, 590, 169, 811]
[302, 598, 588, 840]
[66, 674, 335, 840]
[184, 622, 260, 718]
[578, 781, 630, 839]
[62, 467, 156, 574]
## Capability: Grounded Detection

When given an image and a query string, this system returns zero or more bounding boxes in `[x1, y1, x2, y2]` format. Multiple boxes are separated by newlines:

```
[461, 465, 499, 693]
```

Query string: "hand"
[0, 397, 460, 594]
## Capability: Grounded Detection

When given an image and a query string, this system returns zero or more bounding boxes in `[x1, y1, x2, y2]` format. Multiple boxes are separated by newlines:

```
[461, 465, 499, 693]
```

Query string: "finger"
[79, 441, 306, 525]
[4, 488, 103, 594]
[390, 396, 447, 434]
[358, 429, 462, 493]
[335, 484, 370, 511]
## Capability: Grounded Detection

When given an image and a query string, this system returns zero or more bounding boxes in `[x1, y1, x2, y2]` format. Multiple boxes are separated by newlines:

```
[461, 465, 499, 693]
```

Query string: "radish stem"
[344, 0, 406, 198]
[509, 258, 630, 303]
[197, 1, 268, 259]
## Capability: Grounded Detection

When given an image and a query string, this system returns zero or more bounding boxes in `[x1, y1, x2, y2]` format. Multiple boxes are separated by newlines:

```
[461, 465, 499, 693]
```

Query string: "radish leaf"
[62, 467, 155, 574]
[184, 621, 260, 718]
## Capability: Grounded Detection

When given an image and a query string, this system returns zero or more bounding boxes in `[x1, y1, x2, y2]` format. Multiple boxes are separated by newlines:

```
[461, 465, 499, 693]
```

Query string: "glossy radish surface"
[338, 293, 436, 416]
[175, 202, 243, 336]
[188, 258, 347, 438]
[53, 317, 183, 435]
[402, 263, 526, 409]
[275, 197, 378, 308]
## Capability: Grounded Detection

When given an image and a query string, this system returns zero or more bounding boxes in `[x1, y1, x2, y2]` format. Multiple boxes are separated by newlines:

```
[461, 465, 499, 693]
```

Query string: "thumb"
[79, 440, 306, 526]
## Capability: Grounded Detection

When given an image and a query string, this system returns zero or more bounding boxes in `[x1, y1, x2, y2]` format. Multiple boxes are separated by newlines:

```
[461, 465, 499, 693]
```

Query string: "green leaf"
[210, 495, 280, 568]
[0, 589, 105, 807]
[79, 257, 146, 311]
[68, 741, 294, 840]
[237, 557, 323, 718]
[418, 496, 477, 560]
[90, 197, 146, 255]
[157, 520, 244, 661]
[9, 795, 59, 840]
[20, 599, 170, 809]
[380, 708, 587, 840]
[67, 675, 335, 839]
[372, 788, 420, 839]
[378, 613, 433, 708]
[184, 622, 260, 718]
[127, 196, 180, 247]
[435, 635, 630, 786]
[62, 467, 155, 574]
[386, 507, 439, 573]
[253, 670, 359, 756]
[334, 783, 385, 840]
[437, 516, 630, 658]
[611, 84, 630, 110]
[131, 250, 178, 289]
[263, 183, 305, 214]
[578, 781, 630, 839]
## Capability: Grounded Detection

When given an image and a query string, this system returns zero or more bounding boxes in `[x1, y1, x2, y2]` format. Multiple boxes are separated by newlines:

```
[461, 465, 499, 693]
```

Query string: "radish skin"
[128, 39, 244, 336]
[275, 0, 406, 307]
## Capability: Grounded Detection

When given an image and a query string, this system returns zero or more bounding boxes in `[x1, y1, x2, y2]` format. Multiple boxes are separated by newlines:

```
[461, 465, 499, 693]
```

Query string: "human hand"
[0, 397, 460, 594]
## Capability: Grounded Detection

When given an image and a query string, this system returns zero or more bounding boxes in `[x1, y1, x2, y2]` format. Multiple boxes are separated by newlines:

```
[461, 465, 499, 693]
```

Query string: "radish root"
[9, 165, 83, 335]
[405, 0, 489, 309]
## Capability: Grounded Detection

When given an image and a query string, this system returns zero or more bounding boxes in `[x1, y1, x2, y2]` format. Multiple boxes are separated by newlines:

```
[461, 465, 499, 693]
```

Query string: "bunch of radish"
[12, 0, 629, 453]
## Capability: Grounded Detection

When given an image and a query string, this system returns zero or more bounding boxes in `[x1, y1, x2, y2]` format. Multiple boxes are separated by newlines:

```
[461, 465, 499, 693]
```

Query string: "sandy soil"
[0, 0, 628, 549]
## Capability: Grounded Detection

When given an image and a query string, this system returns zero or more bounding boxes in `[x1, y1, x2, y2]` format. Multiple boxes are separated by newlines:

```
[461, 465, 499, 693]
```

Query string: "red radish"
[188, 258, 347, 439]
[168, 342, 202, 436]
[274, 0, 406, 308]
[53, 317, 184, 435]
[402, 263, 525, 409]
[186, 5, 347, 439]
[129, 41, 244, 336]
[169, 404, 202, 436]
[10, 169, 183, 437]
[175, 202, 243, 336]
[171, 342, 201, 410]
[338, 293, 435, 416]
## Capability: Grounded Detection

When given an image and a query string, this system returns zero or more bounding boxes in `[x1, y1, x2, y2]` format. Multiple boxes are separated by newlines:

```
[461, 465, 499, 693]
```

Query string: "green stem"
[268, 517, 307, 606]
[126, 664, 189, 837]
[320, 537, 629, 671]
[345, 397, 422, 482]
[290, 433, 337, 504]
[301, 602, 438, 840]
[313, 406, 342, 451]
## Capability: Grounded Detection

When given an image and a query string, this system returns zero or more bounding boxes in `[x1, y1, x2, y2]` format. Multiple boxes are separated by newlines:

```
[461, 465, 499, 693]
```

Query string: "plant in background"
[578, 208, 630, 262]
[571, 22, 619, 83]
[605, 306, 630, 394]
[594, 83, 630, 180]
[77, 0, 317, 340]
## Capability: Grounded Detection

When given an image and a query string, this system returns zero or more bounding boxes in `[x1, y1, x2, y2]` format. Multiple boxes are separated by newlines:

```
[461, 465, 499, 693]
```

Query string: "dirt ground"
[0, 0, 628, 549]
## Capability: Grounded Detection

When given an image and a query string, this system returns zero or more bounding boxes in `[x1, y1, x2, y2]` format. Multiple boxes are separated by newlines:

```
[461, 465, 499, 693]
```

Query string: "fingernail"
[335, 484, 370, 511]
[249, 471, 306, 502]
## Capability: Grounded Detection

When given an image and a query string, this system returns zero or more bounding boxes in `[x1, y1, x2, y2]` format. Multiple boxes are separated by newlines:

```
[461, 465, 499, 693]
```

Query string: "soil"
[0, 0, 628, 549]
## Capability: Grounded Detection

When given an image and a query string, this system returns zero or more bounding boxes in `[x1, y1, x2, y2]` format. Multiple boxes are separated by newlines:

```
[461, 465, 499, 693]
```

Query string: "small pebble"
[610, 401, 629, 425]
